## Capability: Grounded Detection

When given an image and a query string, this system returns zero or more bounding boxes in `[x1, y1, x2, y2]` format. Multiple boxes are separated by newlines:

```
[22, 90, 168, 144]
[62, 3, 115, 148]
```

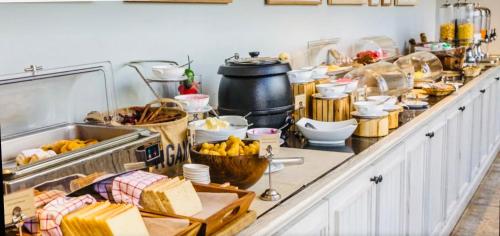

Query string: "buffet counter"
[241, 65, 500, 235]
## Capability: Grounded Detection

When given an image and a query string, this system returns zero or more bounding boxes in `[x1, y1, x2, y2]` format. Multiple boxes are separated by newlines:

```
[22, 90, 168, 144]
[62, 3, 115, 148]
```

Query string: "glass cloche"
[394, 51, 444, 87]
[352, 36, 400, 65]
[345, 62, 412, 99]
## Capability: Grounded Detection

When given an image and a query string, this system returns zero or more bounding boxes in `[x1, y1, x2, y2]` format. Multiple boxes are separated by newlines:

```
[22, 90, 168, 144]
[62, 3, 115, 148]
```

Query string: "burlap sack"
[116, 98, 189, 176]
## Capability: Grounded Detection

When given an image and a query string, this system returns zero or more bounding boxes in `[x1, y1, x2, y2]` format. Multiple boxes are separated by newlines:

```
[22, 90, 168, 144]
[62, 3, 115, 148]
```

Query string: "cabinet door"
[405, 128, 428, 236]
[470, 93, 482, 178]
[329, 169, 376, 236]
[486, 79, 497, 154]
[279, 200, 329, 236]
[479, 83, 491, 164]
[459, 98, 474, 197]
[445, 108, 460, 219]
[373, 144, 406, 235]
[426, 118, 447, 235]
[495, 75, 500, 143]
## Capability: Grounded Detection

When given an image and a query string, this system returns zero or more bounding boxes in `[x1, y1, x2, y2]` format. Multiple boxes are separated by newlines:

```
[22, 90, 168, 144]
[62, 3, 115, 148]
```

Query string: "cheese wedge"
[160, 180, 202, 216]
[62, 203, 149, 236]
[140, 177, 202, 216]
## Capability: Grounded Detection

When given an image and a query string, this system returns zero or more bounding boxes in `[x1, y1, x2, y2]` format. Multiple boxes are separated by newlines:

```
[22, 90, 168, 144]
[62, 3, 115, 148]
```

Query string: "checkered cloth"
[93, 173, 116, 201]
[112, 171, 166, 207]
[24, 194, 96, 236]
[24, 190, 67, 234]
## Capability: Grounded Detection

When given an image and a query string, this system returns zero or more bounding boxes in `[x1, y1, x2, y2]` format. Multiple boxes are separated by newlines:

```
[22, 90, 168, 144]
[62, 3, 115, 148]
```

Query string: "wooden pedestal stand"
[311, 94, 351, 122]
[352, 112, 389, 137]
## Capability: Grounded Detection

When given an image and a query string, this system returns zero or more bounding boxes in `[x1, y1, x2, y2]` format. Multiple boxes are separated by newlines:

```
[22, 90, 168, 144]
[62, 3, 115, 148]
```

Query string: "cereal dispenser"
[454, 0, 475, 46]
[439, 1, 455, 43]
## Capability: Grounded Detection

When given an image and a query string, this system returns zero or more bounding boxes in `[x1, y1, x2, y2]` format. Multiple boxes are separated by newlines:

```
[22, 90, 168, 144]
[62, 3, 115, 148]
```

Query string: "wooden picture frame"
[381, 0, 391, 6]
[368, 0, 379, 6]
[394, 0, 417, 6]
[266, 0, 322, 5]
[327, 0, 365, 5]
[126, 0, 232, 3]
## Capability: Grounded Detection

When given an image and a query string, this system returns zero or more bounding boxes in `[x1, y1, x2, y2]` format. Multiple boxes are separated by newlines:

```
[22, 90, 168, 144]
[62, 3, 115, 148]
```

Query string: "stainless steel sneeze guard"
[0, 62, 162, 193]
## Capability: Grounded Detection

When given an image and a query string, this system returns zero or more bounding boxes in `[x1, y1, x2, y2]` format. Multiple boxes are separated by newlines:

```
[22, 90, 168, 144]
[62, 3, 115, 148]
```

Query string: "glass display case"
[345, 62, 411, 99]
[352, 36, 400, 65]
[439, 1, 455, 43]
[394, 51, 444, 87]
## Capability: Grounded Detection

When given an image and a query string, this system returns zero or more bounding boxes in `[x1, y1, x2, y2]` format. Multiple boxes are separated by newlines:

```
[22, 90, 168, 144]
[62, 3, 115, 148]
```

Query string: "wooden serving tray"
[142, 183, 255, 236]
[141, 212, 202, 236]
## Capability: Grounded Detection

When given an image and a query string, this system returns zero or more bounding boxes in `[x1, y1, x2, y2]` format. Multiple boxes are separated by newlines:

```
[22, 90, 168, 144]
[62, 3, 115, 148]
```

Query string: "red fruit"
[178, 84, 199, 95]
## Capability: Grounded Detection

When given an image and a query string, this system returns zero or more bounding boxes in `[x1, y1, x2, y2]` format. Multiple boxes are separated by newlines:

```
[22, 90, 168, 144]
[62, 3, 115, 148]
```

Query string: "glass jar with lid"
[454, 0, 475, 46]
[473, 3, 483, 43]
[439, 1, 455, 43]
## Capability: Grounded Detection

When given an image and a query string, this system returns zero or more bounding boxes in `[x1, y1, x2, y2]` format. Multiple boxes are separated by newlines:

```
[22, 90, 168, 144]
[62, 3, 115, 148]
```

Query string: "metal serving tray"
[2, 123, 145, 175]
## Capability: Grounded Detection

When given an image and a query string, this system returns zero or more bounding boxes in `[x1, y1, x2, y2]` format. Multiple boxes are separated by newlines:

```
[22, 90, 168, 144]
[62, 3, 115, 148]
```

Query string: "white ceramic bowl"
[191, 116, 248, 144]
[354, 101, 384, 116]
[246, 128, 282, 140]
[312, 66, 329, 77]
[295, 118, 357, 145]
[152, 64, 185, 79]
[287, 69, 313, 84]
[174, 94, 209, 112]
[367, 96, 397, 105]
[316, 84, 347, 97]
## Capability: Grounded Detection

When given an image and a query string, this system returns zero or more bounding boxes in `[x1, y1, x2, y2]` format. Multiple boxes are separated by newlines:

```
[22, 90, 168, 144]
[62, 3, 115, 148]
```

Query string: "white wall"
[0, 1, 437, 107]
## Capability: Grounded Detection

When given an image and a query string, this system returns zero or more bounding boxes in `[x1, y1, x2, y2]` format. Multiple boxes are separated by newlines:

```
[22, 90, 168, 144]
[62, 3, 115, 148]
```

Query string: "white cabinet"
[373, 144, 406, 235]
[426, 118, 447, 235]
[445, 108, 461, 219]
[479, 80, 492, 164]
[329, 169, 376, 236]
[279, 200, 329, 236]
[329, 145, 407, 236]
[458, 97, 474, 197]
[486, 77, 498, 153]
[405, 128, 428, 236]
[470, 92, 483, 178]
[495, 75, 500, 143]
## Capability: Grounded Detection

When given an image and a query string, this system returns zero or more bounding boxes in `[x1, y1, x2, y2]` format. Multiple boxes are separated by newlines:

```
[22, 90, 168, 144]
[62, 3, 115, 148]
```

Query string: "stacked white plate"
[183, 164, 210, 184]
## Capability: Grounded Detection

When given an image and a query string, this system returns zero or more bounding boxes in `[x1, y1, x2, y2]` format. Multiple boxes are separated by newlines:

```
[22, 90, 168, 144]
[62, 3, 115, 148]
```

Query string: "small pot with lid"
[218, 52, 294, 129]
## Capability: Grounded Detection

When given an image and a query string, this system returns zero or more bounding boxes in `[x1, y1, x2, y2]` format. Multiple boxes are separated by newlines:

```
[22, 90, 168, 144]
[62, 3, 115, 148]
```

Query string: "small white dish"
[183, 164, 210, 184]
[247, 128, 282, 140]
[152, 64, 185, 80]
[354, 101, 384, 116]
[295, 118, 357, 145]
[383, 104, 403, 112]
[316, 83, 347, 97]
[351, 111, 389, 118]
[287, 69, 313, 84]
[280, 138, 285, 146]
[311, 66, 329, 77]
[174, 94, 210, 112]
[185, 105, 212, 114]
[192, 116, 248, 144]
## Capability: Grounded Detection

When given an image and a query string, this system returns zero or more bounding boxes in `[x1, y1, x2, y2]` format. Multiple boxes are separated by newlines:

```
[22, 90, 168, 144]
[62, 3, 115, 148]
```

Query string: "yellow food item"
[61, 202, 149, 236]
[199, 136, 259, 157]
[140, 177, 202, 216]
[278, 52, 290, 62]
[41, 139, 99, 154]
[440, 23, 455, 42]
[458, 23, 473, 43]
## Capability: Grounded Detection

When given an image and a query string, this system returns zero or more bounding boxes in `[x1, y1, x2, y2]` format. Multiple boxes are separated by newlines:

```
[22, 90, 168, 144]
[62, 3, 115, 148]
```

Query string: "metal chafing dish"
[1, 62, 162, 193]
